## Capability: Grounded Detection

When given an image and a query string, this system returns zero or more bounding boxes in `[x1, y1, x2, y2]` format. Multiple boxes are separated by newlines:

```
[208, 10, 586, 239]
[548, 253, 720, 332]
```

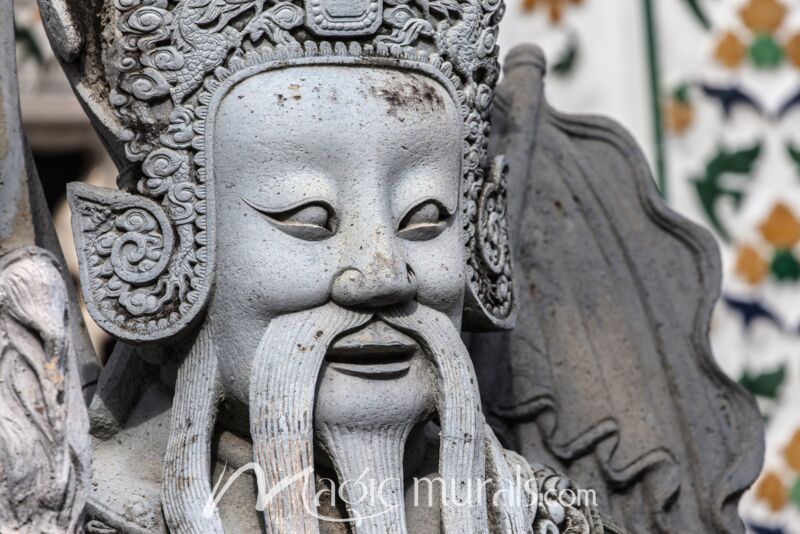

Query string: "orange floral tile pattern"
[712, 0, 800, 70]
[665, 98, 694, 134]
[740, 0, 787, 34]
[714, 31, 748, 69]
[759, 202, 800, 248]
[756, 471, 789, 512]
[735, 245, 769, 285]
[784, 429, 800, 472]
[522, 0, 582, 23]
[787, 33, 800, 68]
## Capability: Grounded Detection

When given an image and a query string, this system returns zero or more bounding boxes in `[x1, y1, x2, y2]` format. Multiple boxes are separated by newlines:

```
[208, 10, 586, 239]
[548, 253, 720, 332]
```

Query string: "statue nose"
[331, 264, 417, 309]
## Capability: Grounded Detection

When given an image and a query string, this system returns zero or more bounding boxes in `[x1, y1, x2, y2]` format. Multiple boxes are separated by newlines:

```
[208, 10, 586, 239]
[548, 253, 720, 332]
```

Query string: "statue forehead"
[213, 65, 463, 163]
[215, 65, 460, 127]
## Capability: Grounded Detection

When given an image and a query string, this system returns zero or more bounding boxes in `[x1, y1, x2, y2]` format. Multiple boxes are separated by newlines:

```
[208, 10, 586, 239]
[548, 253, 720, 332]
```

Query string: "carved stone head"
[68, 0, 514, 347]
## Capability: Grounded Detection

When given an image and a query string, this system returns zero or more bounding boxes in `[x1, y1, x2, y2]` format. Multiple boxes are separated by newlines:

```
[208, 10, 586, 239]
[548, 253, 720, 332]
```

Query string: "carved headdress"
[62, 0, 513, 342]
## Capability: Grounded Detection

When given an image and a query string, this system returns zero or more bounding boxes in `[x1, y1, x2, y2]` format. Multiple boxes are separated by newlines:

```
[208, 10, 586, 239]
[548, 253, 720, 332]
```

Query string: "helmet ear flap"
[462, 156, 516, 332]
[68, 182, 212, 343]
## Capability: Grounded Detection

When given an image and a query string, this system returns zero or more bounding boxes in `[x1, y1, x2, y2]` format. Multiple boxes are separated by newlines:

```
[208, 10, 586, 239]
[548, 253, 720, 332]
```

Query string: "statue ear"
[462, 156, 517, 332]
[68, 183, 209, 343]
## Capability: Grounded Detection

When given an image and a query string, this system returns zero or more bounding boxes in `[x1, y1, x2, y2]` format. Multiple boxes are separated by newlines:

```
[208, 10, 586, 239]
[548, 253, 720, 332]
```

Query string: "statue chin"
[315, 355, 435, 430]
[315, 320, 436, 430]
[313, 346, 437, 533]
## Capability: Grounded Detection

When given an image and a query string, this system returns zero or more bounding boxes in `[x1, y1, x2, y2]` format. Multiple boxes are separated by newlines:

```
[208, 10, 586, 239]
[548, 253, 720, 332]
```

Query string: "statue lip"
[326, 320, 417, 379]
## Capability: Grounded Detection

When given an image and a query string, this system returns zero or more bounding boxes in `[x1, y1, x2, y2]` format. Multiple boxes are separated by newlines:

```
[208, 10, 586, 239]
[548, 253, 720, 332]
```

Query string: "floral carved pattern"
[69, 182, 204, 338]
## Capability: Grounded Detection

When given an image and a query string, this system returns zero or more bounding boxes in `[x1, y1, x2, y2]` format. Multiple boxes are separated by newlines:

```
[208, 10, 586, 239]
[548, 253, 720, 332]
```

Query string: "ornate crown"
[68, 0, 513, 342]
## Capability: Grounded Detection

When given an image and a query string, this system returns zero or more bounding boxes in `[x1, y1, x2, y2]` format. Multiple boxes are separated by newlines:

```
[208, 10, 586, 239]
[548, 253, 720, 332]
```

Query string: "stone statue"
[0, 0, 764, 531]
[0, 1, 93, 531]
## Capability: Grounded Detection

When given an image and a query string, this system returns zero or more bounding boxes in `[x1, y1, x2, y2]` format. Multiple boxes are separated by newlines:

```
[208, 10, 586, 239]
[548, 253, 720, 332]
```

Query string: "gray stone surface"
[0, 247, 91, 532]
[0, 0, 763, 532]
[0, 2, 92, 530]
[0, 0, 99, 399]
[472, 45, 765, 533]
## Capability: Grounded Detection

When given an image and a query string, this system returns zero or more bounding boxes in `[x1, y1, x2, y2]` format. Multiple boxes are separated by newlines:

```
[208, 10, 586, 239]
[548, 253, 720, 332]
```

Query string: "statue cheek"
[214, 236, 337, 317]
[405, 233, 466, 323]
[209, 241, 337, 404]
[212, 198, 336, 317]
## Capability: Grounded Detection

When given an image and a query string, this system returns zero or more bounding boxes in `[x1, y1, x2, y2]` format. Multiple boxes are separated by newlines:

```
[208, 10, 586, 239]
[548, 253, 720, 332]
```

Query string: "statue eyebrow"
[240, 196, 335, 215]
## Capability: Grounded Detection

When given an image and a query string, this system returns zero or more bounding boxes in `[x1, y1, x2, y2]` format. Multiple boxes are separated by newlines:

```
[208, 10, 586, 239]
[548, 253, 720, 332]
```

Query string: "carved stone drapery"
[0, 248, 91, 533]
[471, 45, 764, 533]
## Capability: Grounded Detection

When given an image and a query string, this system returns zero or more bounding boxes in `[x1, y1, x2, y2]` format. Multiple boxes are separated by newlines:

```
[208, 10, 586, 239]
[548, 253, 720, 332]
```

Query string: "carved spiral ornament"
[108, 208, 174, 285]
[464, 155, 514, 328]
[477, 177, 508, 275]
[68, 183, 187, 339]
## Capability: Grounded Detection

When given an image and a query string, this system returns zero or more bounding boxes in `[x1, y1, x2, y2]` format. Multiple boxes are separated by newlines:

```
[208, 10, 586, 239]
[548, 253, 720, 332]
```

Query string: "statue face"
[210, 65, 466, 404]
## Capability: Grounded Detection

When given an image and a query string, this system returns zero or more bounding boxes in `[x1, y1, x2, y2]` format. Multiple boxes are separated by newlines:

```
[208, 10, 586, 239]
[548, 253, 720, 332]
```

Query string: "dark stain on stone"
[369, 75, 446, 120]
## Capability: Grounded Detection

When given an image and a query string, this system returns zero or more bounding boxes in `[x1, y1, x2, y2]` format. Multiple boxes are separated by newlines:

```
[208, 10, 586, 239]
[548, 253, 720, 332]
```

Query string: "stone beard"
[249, 302, 490, 533]
[160, 66, 540, 533]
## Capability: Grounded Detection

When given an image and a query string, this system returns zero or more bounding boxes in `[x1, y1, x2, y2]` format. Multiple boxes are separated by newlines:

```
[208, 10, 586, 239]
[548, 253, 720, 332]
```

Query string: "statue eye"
[243, 198, 337, 241]
[397, 200, 450, 241]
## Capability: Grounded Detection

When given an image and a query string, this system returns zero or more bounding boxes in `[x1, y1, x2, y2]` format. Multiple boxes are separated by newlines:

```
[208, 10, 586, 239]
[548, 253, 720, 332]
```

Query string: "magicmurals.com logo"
[202, 463, 598, 524]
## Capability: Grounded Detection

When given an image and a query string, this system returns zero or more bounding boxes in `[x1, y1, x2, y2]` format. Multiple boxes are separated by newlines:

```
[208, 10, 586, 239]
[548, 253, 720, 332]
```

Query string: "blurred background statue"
[0, 1, 92, 530]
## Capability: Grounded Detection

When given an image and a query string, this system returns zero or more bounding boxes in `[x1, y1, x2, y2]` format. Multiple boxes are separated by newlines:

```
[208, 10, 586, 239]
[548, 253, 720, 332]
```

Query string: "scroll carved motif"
[473, 155, 513, 321]
[68, 182, 206, 341]
[305, 0, 382, 35]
